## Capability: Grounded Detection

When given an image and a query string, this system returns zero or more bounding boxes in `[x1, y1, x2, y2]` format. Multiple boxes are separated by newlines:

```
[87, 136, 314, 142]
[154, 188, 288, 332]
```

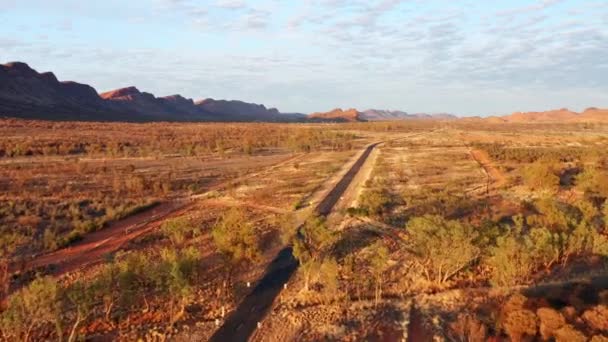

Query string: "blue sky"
[1, 0, 607, 116]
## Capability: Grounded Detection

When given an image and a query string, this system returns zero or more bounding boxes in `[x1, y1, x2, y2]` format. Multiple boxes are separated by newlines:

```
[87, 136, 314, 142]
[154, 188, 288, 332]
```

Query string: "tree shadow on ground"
[330, 225, 382, 261]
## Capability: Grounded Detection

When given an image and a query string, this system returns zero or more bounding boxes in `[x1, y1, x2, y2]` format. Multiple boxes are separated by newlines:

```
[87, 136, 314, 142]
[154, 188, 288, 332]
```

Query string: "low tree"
[157, 247, 200, 325]
[576, 167, 608, 197]
[527, 197, 580, 232]
[489, 203, 608, 287]
[522, 159, 560, 192]
[0, 277, 61, 341]
[116, 252, 154, 313]
[292, 216, 335, 291]
[318, 257, 340, 303]
[95, 263, 119, 324]
[406, 215, 480, 286]
[367, 241, 389, 306]
[161, 217, 199, 247]
[360, 188, 393, 217]
[212, 208, 261, 295]
[489, 234, 536, 287]
[64, 280, 96, 342]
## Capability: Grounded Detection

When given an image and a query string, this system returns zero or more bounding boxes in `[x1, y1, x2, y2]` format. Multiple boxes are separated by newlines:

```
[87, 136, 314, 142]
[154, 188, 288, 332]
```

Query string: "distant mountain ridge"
[0, 62, 305, 122]
[361, 109, 457, 121]
[2, 62, 607, 124]
[483, 108, 608, 123]
[308, 108, 363, 122]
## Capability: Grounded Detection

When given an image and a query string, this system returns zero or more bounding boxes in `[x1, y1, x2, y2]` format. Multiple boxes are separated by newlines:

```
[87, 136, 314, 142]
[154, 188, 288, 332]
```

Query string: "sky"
[0, 0, 607, 116]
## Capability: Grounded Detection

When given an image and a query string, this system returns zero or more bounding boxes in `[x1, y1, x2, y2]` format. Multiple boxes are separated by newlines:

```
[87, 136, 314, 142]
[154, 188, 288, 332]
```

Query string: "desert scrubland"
[1, 119, 608, 341]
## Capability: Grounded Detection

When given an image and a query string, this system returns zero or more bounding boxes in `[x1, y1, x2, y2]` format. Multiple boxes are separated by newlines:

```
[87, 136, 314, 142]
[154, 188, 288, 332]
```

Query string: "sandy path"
[469, 148, 507, 189]
[21, 201, 189, 276]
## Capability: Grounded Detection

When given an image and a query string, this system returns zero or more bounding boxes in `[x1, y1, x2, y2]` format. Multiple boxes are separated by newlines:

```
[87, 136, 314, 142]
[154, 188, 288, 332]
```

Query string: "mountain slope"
[0, 62, 304, 122]
[308, 108, 363, 122]
[0, 62, 129, 121]
[485, 108, 608, 123]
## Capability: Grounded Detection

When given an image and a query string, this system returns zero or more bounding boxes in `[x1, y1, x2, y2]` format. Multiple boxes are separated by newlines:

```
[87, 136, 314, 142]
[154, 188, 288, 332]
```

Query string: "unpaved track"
[209, 142, 381, 342]
[469, 148, 507, 189]
[22, 201, 189, 276]
[17, 153, 304, 278]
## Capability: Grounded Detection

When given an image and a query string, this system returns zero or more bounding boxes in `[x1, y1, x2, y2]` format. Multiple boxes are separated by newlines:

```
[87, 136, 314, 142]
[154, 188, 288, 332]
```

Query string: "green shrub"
[359, 188, 393, 217]
[212, 208, 261, 265]
[406, 215, 480, 285]
[161, 217, 199, 246]
[489, 234, 536, 287]
[293, 216, 336, 291]
[522, 159, 560, 191]
[576, 168, 608, 197]
[0, 277, 60, 341]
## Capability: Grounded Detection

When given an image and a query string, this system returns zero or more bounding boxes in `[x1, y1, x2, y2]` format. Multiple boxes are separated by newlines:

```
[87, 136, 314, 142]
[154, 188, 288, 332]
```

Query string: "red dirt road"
[470, 148, 507, 189]
[21, 201, 189, 276]
[15, 153, 305, 278]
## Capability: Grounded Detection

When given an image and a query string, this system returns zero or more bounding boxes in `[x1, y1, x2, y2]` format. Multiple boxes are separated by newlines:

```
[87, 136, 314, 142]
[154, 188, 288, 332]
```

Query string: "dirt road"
[15, 153, 304, 279]
[21, 201, 188, 276]
[470, 148, 507, 189]
[209, 142, 381, 342]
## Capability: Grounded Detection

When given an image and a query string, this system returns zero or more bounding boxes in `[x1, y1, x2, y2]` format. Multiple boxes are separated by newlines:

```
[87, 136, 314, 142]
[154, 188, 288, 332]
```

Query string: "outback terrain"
[1, 117, 608, 342]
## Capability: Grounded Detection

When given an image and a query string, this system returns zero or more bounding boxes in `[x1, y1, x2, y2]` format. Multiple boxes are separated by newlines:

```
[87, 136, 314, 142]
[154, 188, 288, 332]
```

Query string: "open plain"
[2, 119, 608, 341]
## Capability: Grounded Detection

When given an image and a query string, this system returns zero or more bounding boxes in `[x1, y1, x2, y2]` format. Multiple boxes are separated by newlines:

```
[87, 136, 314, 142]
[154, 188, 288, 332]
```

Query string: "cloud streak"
[0, 0, 606, 115]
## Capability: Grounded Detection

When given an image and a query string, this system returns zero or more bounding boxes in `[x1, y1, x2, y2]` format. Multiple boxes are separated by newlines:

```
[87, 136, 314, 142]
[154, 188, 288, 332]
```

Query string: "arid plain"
[1, 118, 608, 341]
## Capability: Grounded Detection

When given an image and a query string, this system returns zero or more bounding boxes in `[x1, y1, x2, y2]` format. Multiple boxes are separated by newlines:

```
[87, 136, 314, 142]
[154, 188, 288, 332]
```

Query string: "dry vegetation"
[254, 123, 608, 341]
[2, 118, 608, 341]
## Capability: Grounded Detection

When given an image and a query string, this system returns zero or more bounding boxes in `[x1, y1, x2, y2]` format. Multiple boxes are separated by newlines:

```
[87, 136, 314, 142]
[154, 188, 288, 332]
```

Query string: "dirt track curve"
[209, 142, 381, 342]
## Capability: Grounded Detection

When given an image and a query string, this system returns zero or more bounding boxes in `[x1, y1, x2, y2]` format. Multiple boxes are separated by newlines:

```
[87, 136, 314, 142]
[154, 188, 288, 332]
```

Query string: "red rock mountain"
[0, 62, 304, 122]
[0, 62, 121, 120]
[485, 108, 608, 123]
[308, 108, 363, 122]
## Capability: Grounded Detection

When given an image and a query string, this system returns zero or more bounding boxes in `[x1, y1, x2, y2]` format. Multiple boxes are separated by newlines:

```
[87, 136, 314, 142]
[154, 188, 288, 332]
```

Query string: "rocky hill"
[308, 108, 363, 122]
[0, 62, 304, 122]
[485, 108, 608, 123]
[0, 62, 127, 121]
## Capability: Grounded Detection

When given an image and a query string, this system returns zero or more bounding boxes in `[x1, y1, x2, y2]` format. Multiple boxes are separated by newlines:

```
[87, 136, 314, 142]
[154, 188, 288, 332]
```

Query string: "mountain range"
[0, 62, 305, 122]
[1, 62, 606, 123]
[483, 108, 608, 123]
[307, 108, 458, 122]
[360, 109, 457, 121]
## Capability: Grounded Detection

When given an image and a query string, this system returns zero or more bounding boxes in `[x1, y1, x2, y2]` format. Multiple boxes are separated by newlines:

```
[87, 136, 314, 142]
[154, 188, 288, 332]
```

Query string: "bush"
[502, 309, 537, 342]
[293, 216, 335, 291]
[576, 168, 608, 197]
[212, 208, 261, 266]
[489, 221, 606, 286]
[359, 188, 393, 217]
[522, 159, 560, 192]
[448, 313, 487, 342]
[582, 305, 608, 332]
[489, 234, 536, 287]
[554, 324, 587, 342]
[161, 217, 199, 246]
[406, 215, 480, 285]
[537, 307, 566, 340]
[0, 277, 60, 341]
